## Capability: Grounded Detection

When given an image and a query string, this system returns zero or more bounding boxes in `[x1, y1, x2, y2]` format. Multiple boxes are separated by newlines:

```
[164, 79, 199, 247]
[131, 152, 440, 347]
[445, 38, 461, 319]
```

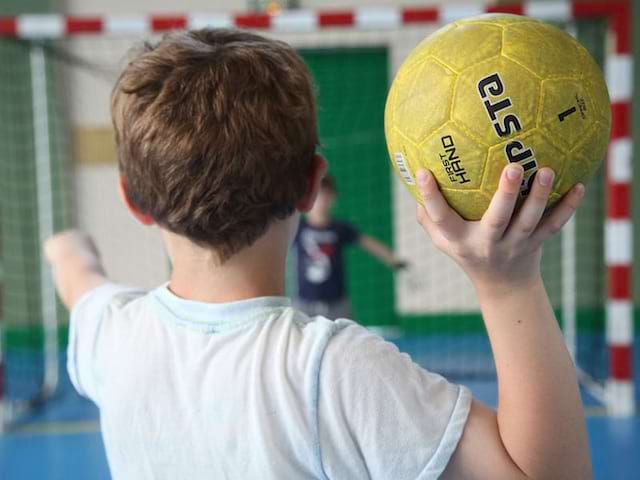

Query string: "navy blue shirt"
[293, 218, 360, 302]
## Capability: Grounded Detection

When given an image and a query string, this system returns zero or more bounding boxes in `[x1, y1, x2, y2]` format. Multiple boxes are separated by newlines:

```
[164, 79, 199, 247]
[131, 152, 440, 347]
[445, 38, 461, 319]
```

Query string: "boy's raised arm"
[358, 234, 406, 270]
[44, 230, 108, 310]
[415, 164, 591, 480]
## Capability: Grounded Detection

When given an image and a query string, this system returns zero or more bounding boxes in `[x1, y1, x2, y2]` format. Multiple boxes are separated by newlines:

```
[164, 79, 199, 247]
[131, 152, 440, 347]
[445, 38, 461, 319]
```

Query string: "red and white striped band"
[604, 0, 633, 415]
[0, 1, 630, 47]
[0, 1, 633, 413]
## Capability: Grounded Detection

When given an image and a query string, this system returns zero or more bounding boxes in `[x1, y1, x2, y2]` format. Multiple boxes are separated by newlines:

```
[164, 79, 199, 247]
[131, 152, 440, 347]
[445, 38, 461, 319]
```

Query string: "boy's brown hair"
[112, 29, 319, 260]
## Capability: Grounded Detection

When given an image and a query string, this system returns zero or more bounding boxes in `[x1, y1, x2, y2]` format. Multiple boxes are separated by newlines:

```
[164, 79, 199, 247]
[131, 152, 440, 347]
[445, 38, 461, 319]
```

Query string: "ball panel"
[401, 22, 458, 69]
[453, 56, 540, 145]
[390, 58, 456, 144]
[571, 119, 610, 157]
[581, 49, 612, 126]
[484, 130, 567, 208]
[387, 126, 421, 184]
[421, 123, 486, 191]
[385, 14, 610, 220]
[539, 77, 597, 150]
[428, 23, 503, 73]
[384, 75, 396, 138]
[386, 127, 429, 208]
[551, 172, 584, 208]
[440, 189, 491, 221]
[502, 21, 583, 79]
[567, 120, 609, 182]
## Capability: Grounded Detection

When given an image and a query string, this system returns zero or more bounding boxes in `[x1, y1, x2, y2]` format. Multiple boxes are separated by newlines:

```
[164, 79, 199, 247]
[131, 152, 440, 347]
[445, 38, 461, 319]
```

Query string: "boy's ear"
[118, 176, 155, 226]
[297, 154, 327, 212]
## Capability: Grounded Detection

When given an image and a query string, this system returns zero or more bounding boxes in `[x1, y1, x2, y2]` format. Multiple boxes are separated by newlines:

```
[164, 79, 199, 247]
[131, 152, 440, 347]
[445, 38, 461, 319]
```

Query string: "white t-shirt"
[68, 283, 471, 479]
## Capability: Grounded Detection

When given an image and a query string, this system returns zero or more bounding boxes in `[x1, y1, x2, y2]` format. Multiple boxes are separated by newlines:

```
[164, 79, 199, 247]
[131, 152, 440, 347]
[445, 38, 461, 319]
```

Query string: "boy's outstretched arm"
[44, 230, 108, 309]
[415, 165, 591, 480]
[358, 235, 406, 270]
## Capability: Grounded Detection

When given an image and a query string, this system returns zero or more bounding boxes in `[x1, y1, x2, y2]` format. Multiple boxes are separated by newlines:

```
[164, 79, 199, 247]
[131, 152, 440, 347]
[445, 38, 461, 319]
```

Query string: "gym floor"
[0, 351, 638, 479]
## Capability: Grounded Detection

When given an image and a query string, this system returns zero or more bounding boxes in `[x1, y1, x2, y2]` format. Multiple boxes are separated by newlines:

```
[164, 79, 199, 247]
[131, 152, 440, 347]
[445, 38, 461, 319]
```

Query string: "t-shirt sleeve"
[67, 282, 143, 405]
[338, 222, 360, 245]
[317, 321, 472, 480]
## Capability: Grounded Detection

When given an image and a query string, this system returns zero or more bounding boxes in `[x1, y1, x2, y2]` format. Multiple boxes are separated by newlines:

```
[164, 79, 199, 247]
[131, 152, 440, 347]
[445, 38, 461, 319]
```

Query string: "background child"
[44, 29, 590, 479]
[292, 174, 406, 319]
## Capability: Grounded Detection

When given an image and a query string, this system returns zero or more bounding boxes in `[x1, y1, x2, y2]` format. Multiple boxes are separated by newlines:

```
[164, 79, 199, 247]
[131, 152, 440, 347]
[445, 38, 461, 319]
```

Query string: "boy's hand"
[415, 164, 585, 293]
[44, 230, 107, 309]
[392, 260, 409, 271]
[44, 230, 101, 266]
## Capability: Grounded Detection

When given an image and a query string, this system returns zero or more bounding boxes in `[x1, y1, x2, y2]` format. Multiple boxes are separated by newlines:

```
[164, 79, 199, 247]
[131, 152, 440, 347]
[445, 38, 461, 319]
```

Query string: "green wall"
[302, 48, 396, 327]
[0, 0, 70, 356]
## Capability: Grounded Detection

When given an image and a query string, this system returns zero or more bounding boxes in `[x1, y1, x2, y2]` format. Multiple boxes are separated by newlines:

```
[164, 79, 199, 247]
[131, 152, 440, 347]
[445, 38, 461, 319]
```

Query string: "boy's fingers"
[481, 164, 523, 241]
[416, 170, 466, 241]
[43, 230, 100, 263]
[507, 168, 555, 241]
[416, 204, 452, 251]
[532, 184, 585, 244]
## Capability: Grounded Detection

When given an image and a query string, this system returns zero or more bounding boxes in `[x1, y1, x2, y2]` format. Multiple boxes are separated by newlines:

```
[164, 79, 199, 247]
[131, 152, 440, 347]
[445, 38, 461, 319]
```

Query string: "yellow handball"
[385, 14, 611, 220]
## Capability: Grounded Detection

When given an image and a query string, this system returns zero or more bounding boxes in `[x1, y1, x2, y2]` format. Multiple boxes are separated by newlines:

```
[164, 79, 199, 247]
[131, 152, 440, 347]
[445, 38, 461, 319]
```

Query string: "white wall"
[73, 165, 169, 289]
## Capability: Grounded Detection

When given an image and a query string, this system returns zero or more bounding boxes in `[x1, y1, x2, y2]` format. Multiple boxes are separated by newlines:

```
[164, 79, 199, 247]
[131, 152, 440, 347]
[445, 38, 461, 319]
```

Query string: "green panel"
[301, 48, 396, 326]
[0, 3, 61, 413]
[6, 323, 69, 350]
[0, 39, 43, 352]
[401, 307, 605, 335]
[0, 0, 53, 15]
[1, 37, 70, 357]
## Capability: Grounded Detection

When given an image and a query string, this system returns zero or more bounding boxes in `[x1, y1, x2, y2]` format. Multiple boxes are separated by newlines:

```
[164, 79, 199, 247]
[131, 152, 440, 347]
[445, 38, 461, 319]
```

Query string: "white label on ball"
[394, 152, 415, 185]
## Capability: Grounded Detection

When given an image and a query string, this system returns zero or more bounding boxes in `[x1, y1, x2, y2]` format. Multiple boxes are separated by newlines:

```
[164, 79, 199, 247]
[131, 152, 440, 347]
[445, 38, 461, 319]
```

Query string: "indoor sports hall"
[0, 0, 638, 478]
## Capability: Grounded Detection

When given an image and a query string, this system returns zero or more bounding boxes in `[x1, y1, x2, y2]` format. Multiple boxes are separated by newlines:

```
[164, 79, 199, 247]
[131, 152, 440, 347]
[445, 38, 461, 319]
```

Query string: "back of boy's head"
[111, 29, 319, 261]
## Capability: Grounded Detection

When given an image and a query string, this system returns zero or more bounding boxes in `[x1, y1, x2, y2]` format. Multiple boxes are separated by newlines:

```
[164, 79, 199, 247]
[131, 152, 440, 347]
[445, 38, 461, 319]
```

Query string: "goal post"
[0, 1, 633, 426]
[0, 33, 71, 430]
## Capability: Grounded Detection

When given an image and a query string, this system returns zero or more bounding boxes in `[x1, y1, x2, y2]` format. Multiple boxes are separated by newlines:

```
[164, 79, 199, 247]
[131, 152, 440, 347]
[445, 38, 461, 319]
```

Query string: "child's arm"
[415, 165, 591, 480]
[44, 230, 108, 309]
[358, 235, 406, 270]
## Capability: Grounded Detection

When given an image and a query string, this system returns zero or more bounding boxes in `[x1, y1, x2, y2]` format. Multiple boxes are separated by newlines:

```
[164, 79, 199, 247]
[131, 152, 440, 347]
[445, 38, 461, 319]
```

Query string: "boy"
[45, 29, 591, 479]
[292, 174, 406, 319]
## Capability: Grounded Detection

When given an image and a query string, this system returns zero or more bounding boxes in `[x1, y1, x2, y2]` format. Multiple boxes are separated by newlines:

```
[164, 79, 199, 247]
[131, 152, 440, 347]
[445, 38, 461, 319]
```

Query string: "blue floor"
[0, 346, 638, 479]
[1, 385, 638, 479]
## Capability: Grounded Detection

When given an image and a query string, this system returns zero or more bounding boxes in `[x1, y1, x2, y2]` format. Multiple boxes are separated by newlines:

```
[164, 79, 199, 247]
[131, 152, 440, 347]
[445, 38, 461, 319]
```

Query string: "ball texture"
[385, 14, 611, 220]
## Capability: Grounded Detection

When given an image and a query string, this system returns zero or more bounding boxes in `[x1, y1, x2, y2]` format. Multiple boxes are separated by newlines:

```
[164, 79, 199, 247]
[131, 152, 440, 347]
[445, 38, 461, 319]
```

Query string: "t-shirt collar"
[151, 283, 291, 333]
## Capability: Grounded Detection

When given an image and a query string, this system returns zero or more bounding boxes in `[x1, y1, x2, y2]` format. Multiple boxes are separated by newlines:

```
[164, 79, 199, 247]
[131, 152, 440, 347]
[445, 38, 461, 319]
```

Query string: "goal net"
[0, 3, 633, 429]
